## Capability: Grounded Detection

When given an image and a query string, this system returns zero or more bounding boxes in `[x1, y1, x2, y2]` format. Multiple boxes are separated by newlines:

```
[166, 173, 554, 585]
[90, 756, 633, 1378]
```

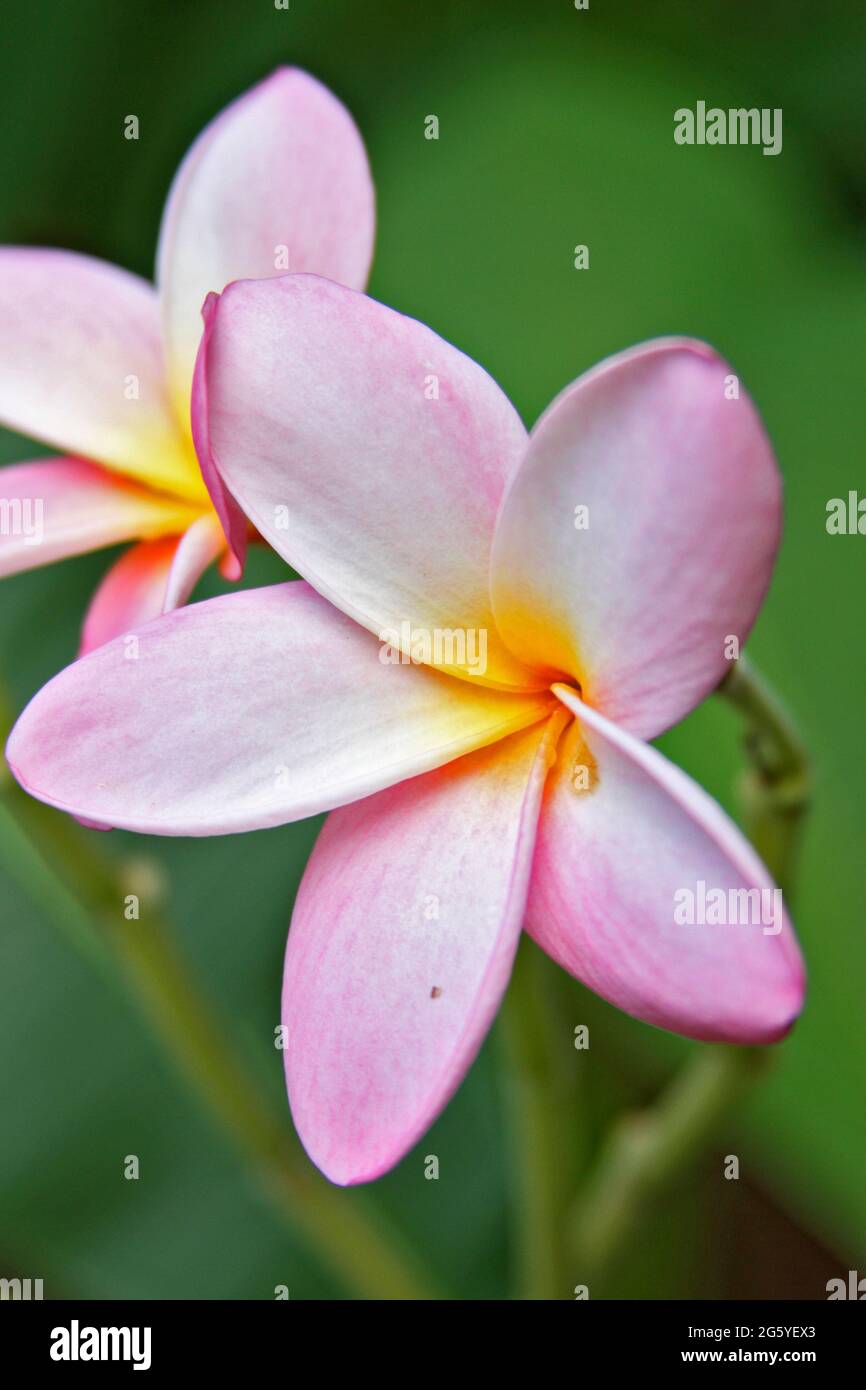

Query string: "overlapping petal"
[79, 536, 181, 656]
[0, 250, 203, 500]
[283, 714, 565, 1185]
[190, 293, 249, 568]
[200, 274, 538, 689]
[7, 581, 553, 835]
[157, 68, 375, 419]
[490, 340, 782, 738]
[161, 512, 226, 613]
[0, 458, 197, 578]
[78, 512, 223, 654]
[525, 685, 805, 1043]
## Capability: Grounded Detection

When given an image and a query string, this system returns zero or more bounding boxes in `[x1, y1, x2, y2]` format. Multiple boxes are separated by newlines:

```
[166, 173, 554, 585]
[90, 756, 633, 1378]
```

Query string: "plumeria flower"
[6, 276, 806, 1185]
[0, 70, 374, 651]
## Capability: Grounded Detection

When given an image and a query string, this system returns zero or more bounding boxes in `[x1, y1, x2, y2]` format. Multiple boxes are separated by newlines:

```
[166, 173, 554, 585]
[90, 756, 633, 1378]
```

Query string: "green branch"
[502, 941, 585, 1298]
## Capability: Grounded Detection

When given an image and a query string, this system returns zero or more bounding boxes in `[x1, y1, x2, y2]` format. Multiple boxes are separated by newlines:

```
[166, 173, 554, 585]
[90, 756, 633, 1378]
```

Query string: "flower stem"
[568, 656, 812, 1287]
[0, 753, 439, 1301]
[720, 654, 812, 890]
[502, 939, 585, 1299]
[569, 1045, 770, 1283]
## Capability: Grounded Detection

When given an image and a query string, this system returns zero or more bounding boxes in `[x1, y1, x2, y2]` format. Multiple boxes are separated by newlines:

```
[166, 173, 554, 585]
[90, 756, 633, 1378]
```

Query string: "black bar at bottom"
[0, 1297, 861, 1373]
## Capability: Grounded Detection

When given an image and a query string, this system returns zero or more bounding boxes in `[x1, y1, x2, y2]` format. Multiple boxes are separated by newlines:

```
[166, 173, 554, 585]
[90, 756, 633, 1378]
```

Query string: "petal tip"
[4, 744, 24, 793]
[312, 1151, 399, 1189]
[761, 970, 807, 1044]
[200, 288, 220, 324]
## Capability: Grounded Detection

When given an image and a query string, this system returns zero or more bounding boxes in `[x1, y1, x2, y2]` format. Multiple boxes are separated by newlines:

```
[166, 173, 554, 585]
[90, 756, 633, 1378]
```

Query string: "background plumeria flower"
[0, 70, 374, 651]
[6, 276, 806, 1186]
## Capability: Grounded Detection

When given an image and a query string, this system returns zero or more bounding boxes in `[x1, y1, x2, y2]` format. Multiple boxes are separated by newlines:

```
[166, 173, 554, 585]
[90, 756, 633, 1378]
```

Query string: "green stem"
[568, 656, 811, 1287]
[502, 939, 586, 1299]
[721, 654, 812, 890]
[570, 1046, 770, 1283]
[0, 760, 439, 1301]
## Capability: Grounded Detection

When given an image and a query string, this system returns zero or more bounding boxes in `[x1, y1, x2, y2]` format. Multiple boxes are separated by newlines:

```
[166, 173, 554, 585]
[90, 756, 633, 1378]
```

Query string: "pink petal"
[157, 67, 375, 418]
[190, 292, 248, 570]
[78, 513, 223, 654]
[490, 339, 782, 738]
[526, 685, 805, 1043]
[161, 512, 226, 614]
[0, 458, 198, 578]
[79, 536, 181, 655]
[201, 274, 537, 690]
[7, 582, 553, 835]
[0, 249, 203, 501]
[284, 716, 564, 1185]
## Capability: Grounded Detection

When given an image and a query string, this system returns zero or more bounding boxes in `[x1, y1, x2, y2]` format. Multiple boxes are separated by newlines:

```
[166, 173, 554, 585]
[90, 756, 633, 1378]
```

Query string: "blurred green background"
[0, 0, 863, 1299]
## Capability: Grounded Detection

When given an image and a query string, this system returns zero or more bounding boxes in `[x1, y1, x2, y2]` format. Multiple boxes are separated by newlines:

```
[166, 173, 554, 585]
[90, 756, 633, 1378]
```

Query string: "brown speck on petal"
[430, 986, 443, 999]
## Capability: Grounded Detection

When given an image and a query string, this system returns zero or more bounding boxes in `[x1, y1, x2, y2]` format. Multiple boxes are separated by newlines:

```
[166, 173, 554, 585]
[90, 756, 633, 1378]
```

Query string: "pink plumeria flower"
[0, 71, 374, 651]
[7, 276, 806, 1185]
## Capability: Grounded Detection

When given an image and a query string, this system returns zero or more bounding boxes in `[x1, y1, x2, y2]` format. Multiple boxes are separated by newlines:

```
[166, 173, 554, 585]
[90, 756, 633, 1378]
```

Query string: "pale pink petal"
[157, 67, 375, 418]
[190, 292, 248, 568]
[161, 512, 226, 613]
[201, 274, 538, 690]
[0, 249, 203, 501]
[0, 458, 198, 578]
[79, 514, 224, 654]
[79, 536, 181, 655]
[490, 339, 782, 738]
[284, 715, 565, 1185]
[7, 582, 553, 835]
[525, 685, 805, 1043]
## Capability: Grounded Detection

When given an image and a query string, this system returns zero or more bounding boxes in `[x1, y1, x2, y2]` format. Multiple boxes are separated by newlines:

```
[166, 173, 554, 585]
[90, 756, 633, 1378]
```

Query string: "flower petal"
[201, 274, 537, 689]
[490, 339, 782, 738]
[161, 512, 226, 614]
[0, 457, 198, 578]
[190, 292, 249, 569]
[157, 67, 375, 418]
[78, 512, 224, 654]
[283, 715, 564, 1185]
[79, 536, 181, 655]
[7, 582, 553, 835]
[526, 685, 805, 1043]
[0, 249, 203, 501]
